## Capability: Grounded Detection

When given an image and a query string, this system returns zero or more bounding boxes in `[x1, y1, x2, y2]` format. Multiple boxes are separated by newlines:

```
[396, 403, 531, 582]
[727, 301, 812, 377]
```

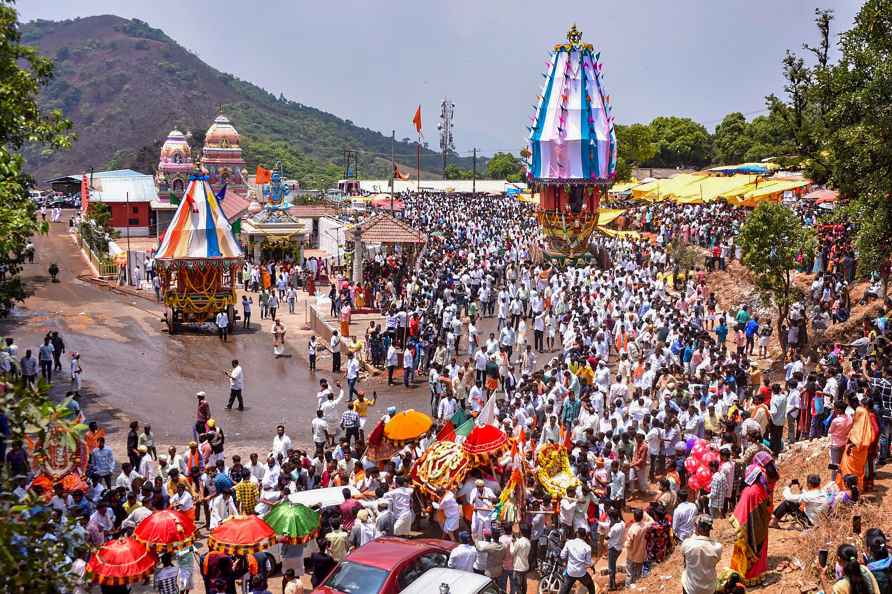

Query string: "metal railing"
[75, 233, 118, 278]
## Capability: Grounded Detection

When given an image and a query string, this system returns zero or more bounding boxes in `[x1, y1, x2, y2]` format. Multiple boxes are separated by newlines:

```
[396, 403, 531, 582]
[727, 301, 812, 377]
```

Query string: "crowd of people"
[7, 191, 892, 594]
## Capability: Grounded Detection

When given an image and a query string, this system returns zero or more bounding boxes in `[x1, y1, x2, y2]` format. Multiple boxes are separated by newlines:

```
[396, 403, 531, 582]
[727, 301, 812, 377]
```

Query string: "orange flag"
[394, 164, 411, 181]
[412, 105, 422, 135]
[255, 166, 272, 185]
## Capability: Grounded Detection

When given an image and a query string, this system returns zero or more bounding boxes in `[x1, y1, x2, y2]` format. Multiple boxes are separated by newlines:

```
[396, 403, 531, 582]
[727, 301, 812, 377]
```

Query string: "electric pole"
[472, 148, 477, 194]
[390, 130, 395, 213]
[438, 98, 455, 181]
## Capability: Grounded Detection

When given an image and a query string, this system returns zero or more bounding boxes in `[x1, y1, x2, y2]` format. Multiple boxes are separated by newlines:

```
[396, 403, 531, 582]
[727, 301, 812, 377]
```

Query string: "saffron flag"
[255, 166, 272, 185]
[412, 105, 422, 135]
[80, 174, 89, 215]
[394, 164, 411, 181]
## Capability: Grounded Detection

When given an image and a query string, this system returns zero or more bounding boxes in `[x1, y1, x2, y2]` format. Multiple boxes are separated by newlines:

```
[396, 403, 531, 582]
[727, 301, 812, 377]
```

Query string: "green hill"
[22, 15, 481, 188]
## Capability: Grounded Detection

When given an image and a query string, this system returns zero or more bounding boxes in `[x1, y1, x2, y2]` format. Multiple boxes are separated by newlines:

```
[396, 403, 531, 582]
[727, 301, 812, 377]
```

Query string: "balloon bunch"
[683, 438, 720, 492]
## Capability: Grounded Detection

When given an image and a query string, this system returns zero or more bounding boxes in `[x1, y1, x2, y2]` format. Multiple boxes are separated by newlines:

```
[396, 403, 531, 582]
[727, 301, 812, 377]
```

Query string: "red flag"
[436, 420, 456, 442]
[412, 105, 422, 135]
[255, 166, 272, 185]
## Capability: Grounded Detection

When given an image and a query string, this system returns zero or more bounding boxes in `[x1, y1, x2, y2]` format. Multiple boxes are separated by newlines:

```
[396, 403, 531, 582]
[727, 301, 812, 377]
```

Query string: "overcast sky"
[22, 0, 861, 157]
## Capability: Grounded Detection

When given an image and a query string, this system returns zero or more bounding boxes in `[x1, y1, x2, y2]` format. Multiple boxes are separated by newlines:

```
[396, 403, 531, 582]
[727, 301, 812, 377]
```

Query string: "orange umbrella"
[86, 537, 157, 585]
[208, 515, 275, 555]
[134, 509, 196, 552]
[384, 409, 433, 443]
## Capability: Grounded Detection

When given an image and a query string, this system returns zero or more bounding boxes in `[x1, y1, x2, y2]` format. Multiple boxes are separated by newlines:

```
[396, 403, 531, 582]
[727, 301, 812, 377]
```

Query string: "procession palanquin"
[25, 411, 90, 496]
[155, 174, 244, 334]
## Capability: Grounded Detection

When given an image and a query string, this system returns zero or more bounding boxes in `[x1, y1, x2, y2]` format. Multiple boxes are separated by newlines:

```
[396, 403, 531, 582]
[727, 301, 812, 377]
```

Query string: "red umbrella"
[462, 424, 509, 456]
[134, 509, 197, 552]
[208, 515, 275, 555]
[86, 537, 157, 585]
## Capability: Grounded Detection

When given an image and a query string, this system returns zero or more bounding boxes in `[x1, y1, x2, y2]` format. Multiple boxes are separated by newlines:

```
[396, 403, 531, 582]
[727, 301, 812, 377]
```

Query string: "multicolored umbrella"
[462, 424, 509, 456]
[384, 409, 433, 443]
[263, 501, 321, 544]
[208, 515, 275, 555]
[133, 509, 196, 552]
[86, 537, 157, 586]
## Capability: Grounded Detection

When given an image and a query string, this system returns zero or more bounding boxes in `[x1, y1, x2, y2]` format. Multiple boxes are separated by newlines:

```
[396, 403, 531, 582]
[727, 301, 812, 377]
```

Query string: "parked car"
[312, 537, 456, 594]
[398, 568, 501, 594]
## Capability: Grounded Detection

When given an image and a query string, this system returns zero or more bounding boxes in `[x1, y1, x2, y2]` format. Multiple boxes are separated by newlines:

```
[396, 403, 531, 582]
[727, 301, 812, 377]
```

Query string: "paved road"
[0, 218, 417, 452]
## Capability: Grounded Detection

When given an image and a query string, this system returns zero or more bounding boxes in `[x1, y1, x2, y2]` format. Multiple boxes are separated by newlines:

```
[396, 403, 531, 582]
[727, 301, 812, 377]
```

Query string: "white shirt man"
[115, 467, 142, 491]
[448, 541, 478, 572]
[229, 363, 244, 391]
[681, 527, 723, 594]
[468, 483, 496, 539]
[438, 394, 458, 421]
[346, 356, 360, 381]
[209, 492, 238, 529]
[560, 534, 594, 578]
[170, 488, 194, 514]
[272, 430, 293, 460]
[673, 499, 699, 542]
[138, 450, 156, 482]
[216, 311, 229, 330]
[383, 482, 414, 536]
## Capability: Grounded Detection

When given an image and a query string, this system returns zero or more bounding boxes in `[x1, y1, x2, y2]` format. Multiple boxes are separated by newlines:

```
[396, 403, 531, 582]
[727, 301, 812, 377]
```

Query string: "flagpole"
[390, 129, 395, 213]
[416, 137, 421, 194]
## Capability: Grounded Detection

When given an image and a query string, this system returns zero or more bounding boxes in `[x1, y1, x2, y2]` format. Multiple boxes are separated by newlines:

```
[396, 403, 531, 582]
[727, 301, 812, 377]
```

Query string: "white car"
[398, 568, 502, 594]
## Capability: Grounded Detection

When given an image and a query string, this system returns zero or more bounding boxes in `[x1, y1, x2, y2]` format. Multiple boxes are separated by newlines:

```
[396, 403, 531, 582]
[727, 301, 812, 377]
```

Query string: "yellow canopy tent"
[597, 208, 625, 226]
[726, 179, 810, 207]
[631, 173, 709, 202]
[609, 180, 641, 194]
[673, 174, 761, 204]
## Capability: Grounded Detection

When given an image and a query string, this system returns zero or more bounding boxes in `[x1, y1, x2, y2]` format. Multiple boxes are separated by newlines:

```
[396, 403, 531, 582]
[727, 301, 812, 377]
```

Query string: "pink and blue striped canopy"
[526, 26, 617, 184]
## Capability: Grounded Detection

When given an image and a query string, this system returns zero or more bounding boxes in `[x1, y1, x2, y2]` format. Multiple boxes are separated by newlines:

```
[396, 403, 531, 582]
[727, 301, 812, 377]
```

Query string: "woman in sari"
[729, 452, 774, 585]
[838, 399, 878, 491]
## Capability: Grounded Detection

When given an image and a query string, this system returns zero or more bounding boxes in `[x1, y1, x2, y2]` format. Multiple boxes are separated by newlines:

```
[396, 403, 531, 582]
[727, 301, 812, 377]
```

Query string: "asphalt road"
[0, 218, 395, 452]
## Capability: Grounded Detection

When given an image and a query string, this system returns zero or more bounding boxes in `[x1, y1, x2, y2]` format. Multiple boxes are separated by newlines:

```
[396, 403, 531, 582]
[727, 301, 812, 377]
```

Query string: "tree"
[444, 164, 472, 180]
[613, 157, 633, 183]
[486, 152, 523, 181]
[712, 112, 752, 165]
[811, 0, 892, 290]
[615, 123, 657, 167]
[0, 0, 73, 314]
[0, 381, 88, 592]
[647, 116, 712, 168]
[739, 202, 815, 356]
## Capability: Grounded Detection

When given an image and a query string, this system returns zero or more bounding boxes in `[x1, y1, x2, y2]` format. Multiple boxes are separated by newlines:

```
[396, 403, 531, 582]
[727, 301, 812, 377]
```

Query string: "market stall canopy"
[156, 174, 243, 261]
[86, 537, 157, 586]
[805, 188, 839, 204]
[384, 409, 433, 442]
[632, 172, 809, 206]
[708, 162, 780, 175]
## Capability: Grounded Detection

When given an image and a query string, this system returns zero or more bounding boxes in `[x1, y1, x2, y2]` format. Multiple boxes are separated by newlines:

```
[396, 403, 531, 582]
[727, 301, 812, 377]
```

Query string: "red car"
[312, 537, 457, 594]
